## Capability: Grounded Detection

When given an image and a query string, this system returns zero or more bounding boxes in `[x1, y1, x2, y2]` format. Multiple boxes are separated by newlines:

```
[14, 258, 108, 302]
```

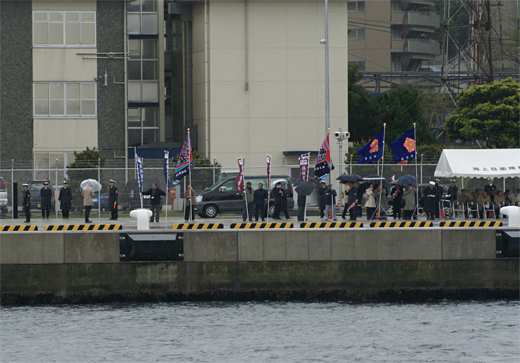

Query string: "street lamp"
[334, 128, 349, 206]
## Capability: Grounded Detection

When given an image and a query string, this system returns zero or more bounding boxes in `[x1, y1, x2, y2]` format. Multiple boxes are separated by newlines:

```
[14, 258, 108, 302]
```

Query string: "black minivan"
[195, 175, 294, 218]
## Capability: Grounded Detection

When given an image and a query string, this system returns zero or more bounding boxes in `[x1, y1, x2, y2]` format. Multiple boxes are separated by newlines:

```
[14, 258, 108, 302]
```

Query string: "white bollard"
[130, 209, 153, 230]
[500, 206, 520, 228]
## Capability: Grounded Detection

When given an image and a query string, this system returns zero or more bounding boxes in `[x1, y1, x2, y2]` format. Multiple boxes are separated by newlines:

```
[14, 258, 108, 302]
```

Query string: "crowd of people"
[315, 177, 519, 222]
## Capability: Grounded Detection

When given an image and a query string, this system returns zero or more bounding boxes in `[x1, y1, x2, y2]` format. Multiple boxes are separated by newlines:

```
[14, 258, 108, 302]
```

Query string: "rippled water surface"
[1, 301, 518, 362]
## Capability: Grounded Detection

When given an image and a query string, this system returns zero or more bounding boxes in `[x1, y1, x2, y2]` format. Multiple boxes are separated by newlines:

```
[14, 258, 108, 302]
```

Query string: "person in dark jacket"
[434, 179, 442, 218]
[40, 182, 52, 219]
[23, 183, 31, 223]
[484, 178, 496, 202]
[324, 184, 337, 221]
[447, 180, 458, 203]
[142, 183, 166, 222]
[271, 182, 283, 219]
[58, 181, 72, 219]
[390, 184, 403, 219]
[317, 181, 327, 218]
[423, 181, 437, 220]
[297, 193, 307, 221]
[280, 184, 291, 219]
[108, 179, 118, 220]
[253, 183, 268, 221]
[343, 182, 358, 220]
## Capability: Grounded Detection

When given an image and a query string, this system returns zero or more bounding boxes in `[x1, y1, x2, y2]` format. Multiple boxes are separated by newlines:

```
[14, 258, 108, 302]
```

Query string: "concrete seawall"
[1, 229, 518, 304]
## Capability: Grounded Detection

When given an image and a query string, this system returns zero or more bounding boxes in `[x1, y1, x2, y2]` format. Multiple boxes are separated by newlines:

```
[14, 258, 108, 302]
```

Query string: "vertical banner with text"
[235, 157, 245, 196]
[299, 153, 310, 182]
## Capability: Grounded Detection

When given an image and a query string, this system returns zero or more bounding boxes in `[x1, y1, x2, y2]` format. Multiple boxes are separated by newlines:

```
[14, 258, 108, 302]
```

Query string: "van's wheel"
[202, 205, 218, 218]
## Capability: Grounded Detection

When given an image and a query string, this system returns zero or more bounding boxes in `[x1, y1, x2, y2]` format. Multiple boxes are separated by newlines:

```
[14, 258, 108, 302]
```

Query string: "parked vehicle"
[0, 177, 8, 213]
[195, 175, 294, 218]
[120, 178, 162, 210]
[28, 180, 55, 210]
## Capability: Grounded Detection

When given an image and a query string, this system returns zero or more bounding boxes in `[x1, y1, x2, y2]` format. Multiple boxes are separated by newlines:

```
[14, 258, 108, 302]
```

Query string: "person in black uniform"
[58, 181, 72, 219]
[317, 181, 327, 218]
[40, 182, 52, 219]
[108, 179, 118, 220]
[390, 184, 403, 219]
[142, 183, 166, 222]
[342, 181, 358, 220]
[22, 183, 31, 223]
[271, 182, 283, 219]
[434, 179, 442, 218]
[484, 178, 496, 202]
[423, 181, 437, 220]
[280, 184, 291, 219]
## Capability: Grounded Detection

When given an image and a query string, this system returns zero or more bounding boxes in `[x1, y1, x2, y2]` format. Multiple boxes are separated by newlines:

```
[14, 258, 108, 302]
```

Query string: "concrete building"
[348, 0, 440, 73]
[1, 0, 348, 179]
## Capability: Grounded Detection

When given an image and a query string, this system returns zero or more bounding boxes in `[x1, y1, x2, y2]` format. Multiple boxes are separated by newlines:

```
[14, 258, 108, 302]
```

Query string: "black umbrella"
[362, 174, 387, 186]
[396, 175, 416, 186]
[337, 174, 362, 184]
[294, 180, 315, 196]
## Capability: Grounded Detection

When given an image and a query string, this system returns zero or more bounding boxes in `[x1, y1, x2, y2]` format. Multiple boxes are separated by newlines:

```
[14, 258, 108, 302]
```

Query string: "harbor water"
[1, 301, 518, 362]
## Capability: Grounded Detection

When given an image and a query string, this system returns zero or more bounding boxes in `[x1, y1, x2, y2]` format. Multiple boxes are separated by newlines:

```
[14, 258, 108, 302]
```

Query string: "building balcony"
[392, 39, 440, 57]
[392, 12, 439, 31]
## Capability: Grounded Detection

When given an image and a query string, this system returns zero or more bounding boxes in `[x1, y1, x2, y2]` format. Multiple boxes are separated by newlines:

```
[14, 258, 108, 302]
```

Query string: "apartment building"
[348, 0, 440, 73]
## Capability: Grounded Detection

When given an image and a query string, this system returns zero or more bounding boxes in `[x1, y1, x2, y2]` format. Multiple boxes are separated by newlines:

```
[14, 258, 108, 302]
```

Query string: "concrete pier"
[1, 228, 518, 305]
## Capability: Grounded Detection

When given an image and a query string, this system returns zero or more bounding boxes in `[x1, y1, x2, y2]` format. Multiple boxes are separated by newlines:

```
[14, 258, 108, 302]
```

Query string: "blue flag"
[136, 155, 144, 193]
[163, 150, 170, 188]
[390, 127, 416, 163]
[357, 128, 385, 164]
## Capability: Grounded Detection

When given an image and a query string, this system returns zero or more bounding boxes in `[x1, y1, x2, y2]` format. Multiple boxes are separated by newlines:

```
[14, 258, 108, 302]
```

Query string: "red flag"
[235, 158, 245, 196]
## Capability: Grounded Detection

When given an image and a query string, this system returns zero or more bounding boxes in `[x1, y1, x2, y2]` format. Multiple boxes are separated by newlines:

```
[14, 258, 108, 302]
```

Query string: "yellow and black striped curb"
[45, 224, 122, 231]
[370, 221, 432, 228]
[439, 221, 503, 228]
[300, 222, 363, 228]
[0, 225, 38, 232]
[172, 223, 224, 230]
[230, 222, 293, 229]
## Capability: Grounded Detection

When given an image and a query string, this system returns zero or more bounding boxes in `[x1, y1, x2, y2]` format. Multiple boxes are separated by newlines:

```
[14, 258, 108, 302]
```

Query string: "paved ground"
[0, 213, 508, 230]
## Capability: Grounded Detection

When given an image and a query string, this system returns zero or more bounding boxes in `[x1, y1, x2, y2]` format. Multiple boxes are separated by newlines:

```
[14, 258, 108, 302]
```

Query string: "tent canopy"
[434, 149, 520, 179]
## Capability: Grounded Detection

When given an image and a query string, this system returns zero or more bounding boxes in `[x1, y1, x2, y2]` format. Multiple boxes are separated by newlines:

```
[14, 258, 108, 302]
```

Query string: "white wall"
[31, 0, 98, 155]
[193, 0, 348, 178]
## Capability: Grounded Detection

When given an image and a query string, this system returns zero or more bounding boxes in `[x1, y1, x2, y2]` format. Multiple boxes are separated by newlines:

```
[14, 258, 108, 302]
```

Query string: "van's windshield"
[203, 177, 290, 192]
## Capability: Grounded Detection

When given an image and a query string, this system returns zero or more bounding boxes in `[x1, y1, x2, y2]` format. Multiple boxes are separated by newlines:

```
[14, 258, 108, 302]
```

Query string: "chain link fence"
[1, 163, 518, 218]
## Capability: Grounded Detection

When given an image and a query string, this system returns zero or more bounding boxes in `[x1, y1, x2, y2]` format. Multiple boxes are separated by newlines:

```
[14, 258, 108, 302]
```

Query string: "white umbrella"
[271, 179, 288, 187]
[80, 179, 103, 192]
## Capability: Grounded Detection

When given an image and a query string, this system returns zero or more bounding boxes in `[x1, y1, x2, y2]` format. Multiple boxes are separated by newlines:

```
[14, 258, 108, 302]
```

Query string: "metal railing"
[0, 162, 518, 217]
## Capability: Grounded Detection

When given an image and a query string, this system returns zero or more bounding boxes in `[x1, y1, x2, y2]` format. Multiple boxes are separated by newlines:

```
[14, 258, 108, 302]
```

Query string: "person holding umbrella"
[423, 181, 437, 220]
[403, 184, 416, 220]
[58, 181, 72, 219]
[82, 182, 94, 223]
[390, 183, 403, 220]
[364, 183, 376, 220]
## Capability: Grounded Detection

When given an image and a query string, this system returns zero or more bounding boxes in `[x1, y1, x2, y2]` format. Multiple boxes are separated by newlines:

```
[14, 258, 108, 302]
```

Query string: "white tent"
[434, 149, 520, 178]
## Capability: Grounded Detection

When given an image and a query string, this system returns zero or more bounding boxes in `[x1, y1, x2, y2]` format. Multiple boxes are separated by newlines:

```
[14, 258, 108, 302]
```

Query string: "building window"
[392, 28, 403, 40]
[348, 29, 366, 40]
[392, 1, 404, 12]
[128, 107, 158, 146]
[348, 1, 365, 12]
[127, 0, 158, 35]
[349, 61, 366, 72]
[128, 39, 158, 80]
[34, 83, 97, 117]
[33, 11, 96, 47]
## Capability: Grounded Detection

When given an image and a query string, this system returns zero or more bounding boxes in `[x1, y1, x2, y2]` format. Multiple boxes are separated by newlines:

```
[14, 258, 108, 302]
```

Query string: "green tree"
[67, 147, 106, 168]
[348, 64, 381, 143]
[378, 85, 435, 145]
[446, 78, 520, 148]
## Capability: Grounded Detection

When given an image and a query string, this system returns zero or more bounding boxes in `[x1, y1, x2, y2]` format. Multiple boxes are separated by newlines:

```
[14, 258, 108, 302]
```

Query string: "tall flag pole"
[163, 150, 169, 225]
[266, 154, 271, 222]
[136, 155, 144, 209]
[378, 123, 387, 218]
[299, 153, 310, 221]
[414, 123, 419, 218]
